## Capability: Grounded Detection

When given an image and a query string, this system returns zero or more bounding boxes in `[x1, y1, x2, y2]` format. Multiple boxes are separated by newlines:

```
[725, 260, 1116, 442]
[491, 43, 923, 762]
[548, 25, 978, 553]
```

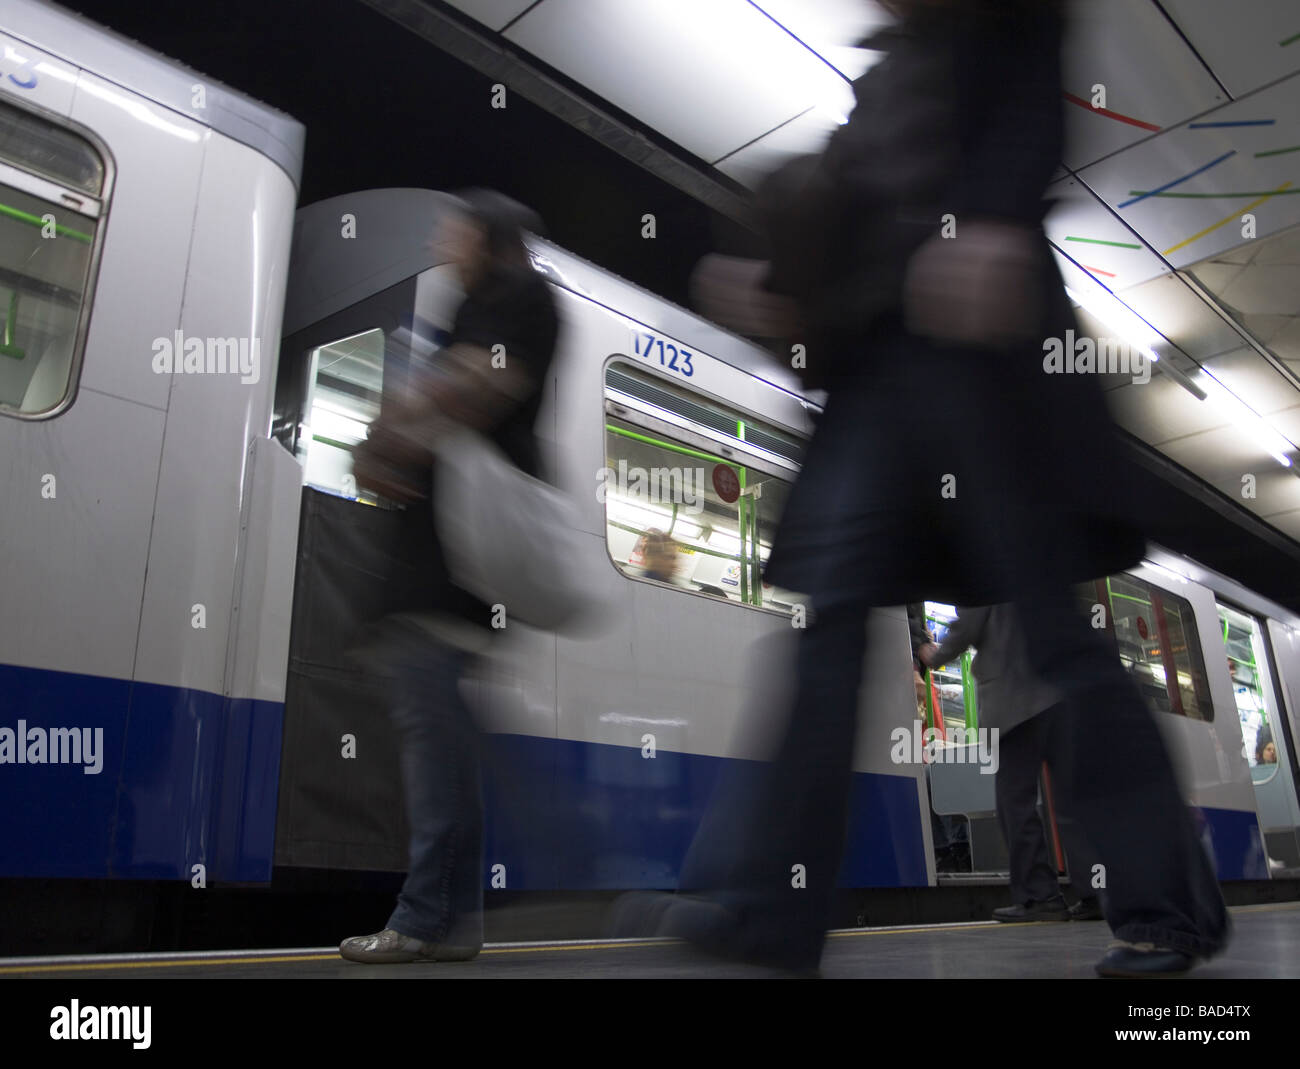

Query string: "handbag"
[432, 426, 596, 631]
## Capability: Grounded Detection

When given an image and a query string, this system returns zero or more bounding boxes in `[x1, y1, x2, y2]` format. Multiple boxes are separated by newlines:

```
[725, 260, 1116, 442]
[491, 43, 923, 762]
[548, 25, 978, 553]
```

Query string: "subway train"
[2, 0, 1298, 908]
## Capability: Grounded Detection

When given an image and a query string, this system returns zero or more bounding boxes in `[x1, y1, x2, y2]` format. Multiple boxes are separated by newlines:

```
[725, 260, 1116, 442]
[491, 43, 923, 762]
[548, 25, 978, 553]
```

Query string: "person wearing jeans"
[341, 190, 558, 964]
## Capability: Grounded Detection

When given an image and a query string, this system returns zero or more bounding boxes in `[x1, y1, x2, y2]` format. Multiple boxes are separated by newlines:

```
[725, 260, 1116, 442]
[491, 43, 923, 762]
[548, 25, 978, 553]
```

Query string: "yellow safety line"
[0, 941, 672, 975]
[827, 923, 1002, 939]
[0, 953, 340, 975]
[1163, 181, 1293, 255]
[481, 940, 666, 955]
[3, 902, 1294, 974]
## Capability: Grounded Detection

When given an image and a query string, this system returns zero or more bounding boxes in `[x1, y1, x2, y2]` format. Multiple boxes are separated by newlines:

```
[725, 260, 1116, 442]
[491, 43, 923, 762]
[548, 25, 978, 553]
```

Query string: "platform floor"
[2, 902, 1296, 979]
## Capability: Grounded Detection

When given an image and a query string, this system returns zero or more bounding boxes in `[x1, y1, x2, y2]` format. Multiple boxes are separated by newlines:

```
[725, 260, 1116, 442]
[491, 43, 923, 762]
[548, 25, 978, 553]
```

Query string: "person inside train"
[635, 528, 683, 584]
[920, 605, 1103, 922]
[341, 190, 559, 964]
[614, 0, 1228, 977]
[1256, 732, 1277, 766]
[909, 603, 970, 872]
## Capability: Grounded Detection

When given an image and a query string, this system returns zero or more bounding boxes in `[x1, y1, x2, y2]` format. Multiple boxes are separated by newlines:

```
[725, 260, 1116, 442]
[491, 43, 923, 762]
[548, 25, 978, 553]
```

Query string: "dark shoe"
[339, 927, 480, 963]
[992, 897, 1070, 923]
[609, 892, 820, 974]
[1068, 897, 1104, 921]
[1095, 941, 1196, 977]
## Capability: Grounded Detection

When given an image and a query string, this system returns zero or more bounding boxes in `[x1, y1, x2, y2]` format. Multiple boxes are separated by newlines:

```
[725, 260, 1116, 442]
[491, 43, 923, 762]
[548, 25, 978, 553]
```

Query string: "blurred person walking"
[340, 191, 559, 963]
[617, 0, 1227, 976]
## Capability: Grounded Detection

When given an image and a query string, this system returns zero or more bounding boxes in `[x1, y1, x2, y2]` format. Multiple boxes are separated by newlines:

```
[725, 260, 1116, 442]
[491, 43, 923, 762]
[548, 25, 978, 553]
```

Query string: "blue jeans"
[376, 619, 485, 947]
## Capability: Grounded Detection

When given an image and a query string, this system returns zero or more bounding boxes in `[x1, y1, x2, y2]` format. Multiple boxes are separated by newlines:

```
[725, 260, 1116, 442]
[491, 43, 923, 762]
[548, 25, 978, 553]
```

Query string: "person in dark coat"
[922, 604, 1103, 921]
[621, 0, 1228, 977]
[340, 191, 559, 964]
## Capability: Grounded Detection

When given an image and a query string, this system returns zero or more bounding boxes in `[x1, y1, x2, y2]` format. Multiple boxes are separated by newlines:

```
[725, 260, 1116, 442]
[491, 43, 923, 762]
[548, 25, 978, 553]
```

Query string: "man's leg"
[670, 601, 871, 967]
[994, 716, 1066, 915]
[1015, 596, 1228, 961]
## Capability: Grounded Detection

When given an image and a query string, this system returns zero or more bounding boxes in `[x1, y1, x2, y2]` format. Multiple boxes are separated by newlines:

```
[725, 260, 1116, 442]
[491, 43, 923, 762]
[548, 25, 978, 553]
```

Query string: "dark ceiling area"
[50, 0, 1300, 612]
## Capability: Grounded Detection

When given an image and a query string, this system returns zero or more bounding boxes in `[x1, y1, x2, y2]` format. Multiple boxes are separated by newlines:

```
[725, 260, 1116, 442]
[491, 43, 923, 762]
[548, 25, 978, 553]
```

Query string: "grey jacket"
[931, 605, 1062, 734]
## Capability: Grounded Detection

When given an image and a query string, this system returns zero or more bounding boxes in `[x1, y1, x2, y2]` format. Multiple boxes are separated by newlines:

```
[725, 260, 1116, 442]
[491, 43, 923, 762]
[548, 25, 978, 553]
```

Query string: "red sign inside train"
[713, 464, 740, 503]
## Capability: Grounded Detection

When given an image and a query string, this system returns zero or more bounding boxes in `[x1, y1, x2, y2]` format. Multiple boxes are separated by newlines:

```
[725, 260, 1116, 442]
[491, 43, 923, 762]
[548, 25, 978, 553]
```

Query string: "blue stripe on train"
[0, 663, 1267, 885]
[0, 662, 282, 881]
[480, 734, 930, 889]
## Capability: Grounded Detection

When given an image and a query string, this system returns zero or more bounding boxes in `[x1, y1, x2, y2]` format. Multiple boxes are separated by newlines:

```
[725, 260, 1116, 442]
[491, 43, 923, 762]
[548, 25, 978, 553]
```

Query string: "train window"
[1105, 574, 1212, 721]
[1217, 604, 1279, 769]
[0, 99, 106, 418]
[602, 360, 805, 613]
[300, 327, 385, 501]
[921, 602, 978, 736]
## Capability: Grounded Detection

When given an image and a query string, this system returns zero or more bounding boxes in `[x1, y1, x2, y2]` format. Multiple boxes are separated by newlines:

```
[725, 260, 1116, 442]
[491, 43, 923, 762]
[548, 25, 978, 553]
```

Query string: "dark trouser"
[997, 710, 1101, 905]
[378, 620, 485, 947]
[681, 593, 1228, 962]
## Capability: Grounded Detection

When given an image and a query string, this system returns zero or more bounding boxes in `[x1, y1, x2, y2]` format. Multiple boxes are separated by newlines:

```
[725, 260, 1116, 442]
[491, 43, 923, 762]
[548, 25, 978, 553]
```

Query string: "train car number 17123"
[631, 330, 695, 378]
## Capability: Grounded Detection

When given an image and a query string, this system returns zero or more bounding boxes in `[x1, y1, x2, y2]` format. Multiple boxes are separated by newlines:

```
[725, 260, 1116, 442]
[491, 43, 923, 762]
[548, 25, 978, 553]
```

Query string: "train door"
[269, 249, 469, 871]
[920, 602, 982, 874]
[1222, 605, 1300, 873]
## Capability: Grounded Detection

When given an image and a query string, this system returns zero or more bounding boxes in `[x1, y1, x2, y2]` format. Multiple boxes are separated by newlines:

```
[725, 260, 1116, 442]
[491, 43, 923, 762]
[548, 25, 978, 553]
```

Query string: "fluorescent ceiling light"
[309, 405, 369, 445]
[681, 0, 855, 129]
[606, 494, 675, 530]
[708, 529, 742, 555]
[1064, 285, 1162, 363]
[1197, 368, 1296, 468]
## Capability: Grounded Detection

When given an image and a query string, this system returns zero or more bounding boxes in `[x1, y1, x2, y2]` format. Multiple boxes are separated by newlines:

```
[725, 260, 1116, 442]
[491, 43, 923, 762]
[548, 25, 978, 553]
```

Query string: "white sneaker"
[339, 928, 480, 963]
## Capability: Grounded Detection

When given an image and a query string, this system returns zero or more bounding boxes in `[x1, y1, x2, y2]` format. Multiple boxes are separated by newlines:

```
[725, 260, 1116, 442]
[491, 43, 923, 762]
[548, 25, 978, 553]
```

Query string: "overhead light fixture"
[1061, 285, 1298, 469]
[1195, 368, 1296, 469]
[1064, 285, 1162, 364]
[1154, 360, 1207, 401]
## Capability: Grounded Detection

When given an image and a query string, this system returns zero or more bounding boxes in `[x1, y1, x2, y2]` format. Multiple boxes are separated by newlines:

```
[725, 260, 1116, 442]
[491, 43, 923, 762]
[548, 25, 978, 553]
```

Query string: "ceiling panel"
[1159, 425, 1300, 514]
[1266, 404, 1300, 442]
[430, 0, 1300, 553]
[1112, 272, 1249, 362]
[752, 0, 892, 78]
[1162, 0, 1300, 97]
[1047, 176, 1173, 291]
[1077, 73, 1300, 271]
[1185, 223, 1300, 375]
[1268, 318, 1300, 361]
[1106, 374, 1227, 444]
[1201, 347, 1300, 415]
[1061, 0, 1227, 169]
[504, 0, 854, 164]
[714, 108, 836, 187]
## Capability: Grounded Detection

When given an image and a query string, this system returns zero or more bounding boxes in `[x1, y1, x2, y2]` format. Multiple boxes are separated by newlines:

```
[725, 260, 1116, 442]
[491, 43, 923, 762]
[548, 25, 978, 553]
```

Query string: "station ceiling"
[367, 0, 1300, 554]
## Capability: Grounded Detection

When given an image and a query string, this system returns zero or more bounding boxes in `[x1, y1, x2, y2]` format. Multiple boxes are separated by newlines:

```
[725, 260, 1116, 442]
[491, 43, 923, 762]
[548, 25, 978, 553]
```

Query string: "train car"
[276, 188, 1300, 893]
[0, 0, 304, 882]
[3, 1, 1298, 918]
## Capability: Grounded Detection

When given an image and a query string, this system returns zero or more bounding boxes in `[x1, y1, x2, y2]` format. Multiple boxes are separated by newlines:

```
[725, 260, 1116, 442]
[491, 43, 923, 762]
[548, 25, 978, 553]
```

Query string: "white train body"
[2, 0, 1297, 890]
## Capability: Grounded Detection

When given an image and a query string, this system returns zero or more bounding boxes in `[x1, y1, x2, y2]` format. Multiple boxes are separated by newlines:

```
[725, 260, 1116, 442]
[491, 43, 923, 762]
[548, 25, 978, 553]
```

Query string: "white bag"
[433, 427, 593, 631]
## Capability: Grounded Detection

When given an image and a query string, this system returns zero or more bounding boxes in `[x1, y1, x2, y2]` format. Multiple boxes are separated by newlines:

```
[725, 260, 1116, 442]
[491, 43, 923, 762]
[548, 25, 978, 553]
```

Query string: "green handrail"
[0, 200, 92, 243]
[961, 648, 977, 733]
